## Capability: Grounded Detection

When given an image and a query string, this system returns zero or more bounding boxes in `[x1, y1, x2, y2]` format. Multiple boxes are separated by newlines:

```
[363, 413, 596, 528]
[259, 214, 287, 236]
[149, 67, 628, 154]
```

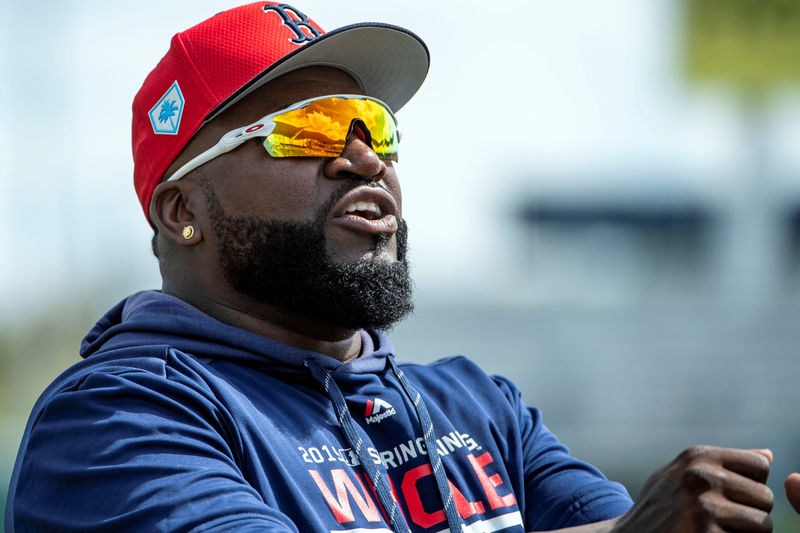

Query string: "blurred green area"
[685, 0, 800, 89]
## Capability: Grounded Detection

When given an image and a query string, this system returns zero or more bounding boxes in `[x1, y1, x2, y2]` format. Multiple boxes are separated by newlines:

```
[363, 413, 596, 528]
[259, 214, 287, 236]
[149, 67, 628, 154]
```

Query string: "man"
[5, 3, 776, 532]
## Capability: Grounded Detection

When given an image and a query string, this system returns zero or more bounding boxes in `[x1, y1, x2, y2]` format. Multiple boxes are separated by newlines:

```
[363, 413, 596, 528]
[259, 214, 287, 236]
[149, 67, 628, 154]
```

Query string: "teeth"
[344, 201, 382, 217]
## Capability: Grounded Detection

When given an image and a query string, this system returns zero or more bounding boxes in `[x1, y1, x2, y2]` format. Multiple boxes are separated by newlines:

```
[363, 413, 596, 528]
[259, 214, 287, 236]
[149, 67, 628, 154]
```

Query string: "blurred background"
[3, 0, 800, 529]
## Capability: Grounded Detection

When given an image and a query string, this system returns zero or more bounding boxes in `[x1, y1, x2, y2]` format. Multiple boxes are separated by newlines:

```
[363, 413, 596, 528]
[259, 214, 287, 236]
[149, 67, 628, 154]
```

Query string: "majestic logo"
[149, 81, 184, 135]
[263, 3, 320, 44]
[365, 398, 396, 425]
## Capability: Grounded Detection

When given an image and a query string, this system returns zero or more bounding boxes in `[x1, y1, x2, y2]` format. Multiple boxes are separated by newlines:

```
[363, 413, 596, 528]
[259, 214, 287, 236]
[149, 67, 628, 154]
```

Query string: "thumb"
[785, 473, 800, 514]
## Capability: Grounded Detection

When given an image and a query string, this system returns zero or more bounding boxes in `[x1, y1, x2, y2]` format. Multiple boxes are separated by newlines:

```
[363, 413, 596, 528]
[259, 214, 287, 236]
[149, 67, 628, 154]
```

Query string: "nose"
[323, 124, 386, 182]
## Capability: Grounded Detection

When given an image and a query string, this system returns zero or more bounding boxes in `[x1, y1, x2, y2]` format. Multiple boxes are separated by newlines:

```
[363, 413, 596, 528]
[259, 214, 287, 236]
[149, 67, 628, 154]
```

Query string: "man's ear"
[149, 180, 204, 246]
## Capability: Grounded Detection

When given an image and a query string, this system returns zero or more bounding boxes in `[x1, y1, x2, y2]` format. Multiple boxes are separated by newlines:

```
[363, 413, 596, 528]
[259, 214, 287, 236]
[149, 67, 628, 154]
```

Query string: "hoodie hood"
[80, 290, 395, 374]
[77, 291, 459, 533]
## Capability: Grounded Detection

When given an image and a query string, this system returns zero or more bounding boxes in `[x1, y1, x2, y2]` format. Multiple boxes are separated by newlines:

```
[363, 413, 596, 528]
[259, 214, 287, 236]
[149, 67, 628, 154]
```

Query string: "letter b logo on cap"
[263, 3, 320, 44]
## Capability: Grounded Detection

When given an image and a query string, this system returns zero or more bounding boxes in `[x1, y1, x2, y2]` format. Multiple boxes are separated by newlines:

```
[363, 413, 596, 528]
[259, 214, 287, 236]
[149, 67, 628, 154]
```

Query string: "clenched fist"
[612, 446, 773, 533]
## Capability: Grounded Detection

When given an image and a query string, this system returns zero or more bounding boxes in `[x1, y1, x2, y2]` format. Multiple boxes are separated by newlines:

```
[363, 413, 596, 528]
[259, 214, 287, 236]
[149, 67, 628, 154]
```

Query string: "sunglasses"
[166, 94, 400, 182]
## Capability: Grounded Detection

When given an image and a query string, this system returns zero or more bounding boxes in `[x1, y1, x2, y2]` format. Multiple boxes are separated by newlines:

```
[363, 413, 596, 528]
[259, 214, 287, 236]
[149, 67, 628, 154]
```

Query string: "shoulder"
[397, 355, 519, 395]
[396, 354, 489, 375]
[23, 345, 228, 435]
[394, 355, 525, 417]
[6, 347, 261, 532]
[48, 344, 192, 385]
[10, 345, 234, 484]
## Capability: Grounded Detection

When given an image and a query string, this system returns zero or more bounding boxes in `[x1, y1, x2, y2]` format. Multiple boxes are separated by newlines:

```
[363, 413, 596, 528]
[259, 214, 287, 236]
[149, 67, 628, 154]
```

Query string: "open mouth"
[331, 187, 398, 235]
[343, 201, 383, 220]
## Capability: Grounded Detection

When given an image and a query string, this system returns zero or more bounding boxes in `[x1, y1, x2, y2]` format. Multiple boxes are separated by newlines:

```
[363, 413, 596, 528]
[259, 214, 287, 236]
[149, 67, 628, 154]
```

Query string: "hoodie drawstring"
[304, 359, 410, 533]
[387, 356, 463, 533]
[304, 357, 464, 533]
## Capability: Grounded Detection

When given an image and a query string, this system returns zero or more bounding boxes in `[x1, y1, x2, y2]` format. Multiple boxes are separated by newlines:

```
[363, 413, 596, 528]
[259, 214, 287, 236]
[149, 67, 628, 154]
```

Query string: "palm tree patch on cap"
[149, 81, 184, 135]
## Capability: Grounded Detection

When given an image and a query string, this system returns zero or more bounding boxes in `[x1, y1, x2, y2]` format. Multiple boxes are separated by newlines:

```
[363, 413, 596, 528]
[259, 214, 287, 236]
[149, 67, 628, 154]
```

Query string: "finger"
[717, 502, 772, 533]
[749, 448, 773, 465]
[785, 473, 800, 514]
[719, 448, 772, 483]
[681, 461, 773, 512]
[701, 493, 772, 533]
[721, 470, 774, 512]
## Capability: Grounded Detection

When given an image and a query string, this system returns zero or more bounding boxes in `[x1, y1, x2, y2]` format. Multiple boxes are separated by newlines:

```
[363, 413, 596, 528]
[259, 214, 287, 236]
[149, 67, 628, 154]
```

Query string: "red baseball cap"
[132, 2, 429, 223]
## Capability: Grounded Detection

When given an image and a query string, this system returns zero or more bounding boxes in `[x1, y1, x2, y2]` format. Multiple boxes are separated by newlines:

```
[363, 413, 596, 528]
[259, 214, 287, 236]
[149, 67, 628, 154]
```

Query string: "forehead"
[214, 66, 365, 129]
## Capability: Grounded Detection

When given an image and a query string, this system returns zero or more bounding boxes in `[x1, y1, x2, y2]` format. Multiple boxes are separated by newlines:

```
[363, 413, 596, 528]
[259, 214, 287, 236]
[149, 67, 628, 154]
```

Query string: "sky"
[2, 0, 800, 319]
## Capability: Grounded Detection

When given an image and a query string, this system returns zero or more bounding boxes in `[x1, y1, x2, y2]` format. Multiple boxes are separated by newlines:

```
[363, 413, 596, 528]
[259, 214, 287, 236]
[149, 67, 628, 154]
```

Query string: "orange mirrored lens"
[262, 97, 398, 160]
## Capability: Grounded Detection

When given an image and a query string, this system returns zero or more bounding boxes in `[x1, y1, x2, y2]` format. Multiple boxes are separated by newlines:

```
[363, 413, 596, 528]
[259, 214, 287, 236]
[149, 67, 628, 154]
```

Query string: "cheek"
[220, 155, 325, 220]
[258, 165, 322, 217]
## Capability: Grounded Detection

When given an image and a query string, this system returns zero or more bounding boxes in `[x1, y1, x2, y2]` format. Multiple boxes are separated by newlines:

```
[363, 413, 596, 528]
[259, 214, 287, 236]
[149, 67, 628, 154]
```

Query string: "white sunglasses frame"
[166, 94, 399, 182]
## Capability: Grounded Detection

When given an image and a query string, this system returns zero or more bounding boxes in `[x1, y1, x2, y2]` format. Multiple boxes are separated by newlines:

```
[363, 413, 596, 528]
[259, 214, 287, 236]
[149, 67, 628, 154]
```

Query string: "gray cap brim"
[207, 22, 430, 119]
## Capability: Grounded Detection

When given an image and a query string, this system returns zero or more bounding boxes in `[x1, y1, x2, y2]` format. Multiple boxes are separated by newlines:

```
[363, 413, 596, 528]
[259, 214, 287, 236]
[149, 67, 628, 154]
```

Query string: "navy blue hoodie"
[6, 291, 632, 532]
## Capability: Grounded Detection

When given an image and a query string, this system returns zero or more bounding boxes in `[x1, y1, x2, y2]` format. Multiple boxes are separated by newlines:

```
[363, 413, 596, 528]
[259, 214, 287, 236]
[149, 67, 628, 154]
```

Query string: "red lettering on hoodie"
[468, 452, 517, 509]
[401, 463, 487, 528]
[309, 469, 381, 523]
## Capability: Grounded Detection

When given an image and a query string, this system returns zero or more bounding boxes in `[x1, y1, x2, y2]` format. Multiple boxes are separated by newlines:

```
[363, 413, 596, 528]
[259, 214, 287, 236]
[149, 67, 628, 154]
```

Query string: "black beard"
[203, 180, 414, 331]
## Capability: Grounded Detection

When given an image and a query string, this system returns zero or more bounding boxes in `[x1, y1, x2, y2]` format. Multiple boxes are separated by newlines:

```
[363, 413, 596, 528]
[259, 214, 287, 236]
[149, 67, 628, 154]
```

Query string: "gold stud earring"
[182, 225, 195, 240]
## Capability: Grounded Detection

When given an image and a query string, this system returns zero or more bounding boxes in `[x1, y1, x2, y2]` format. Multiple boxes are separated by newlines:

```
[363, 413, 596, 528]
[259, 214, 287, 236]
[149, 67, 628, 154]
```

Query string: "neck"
[163, 284, 363, 363]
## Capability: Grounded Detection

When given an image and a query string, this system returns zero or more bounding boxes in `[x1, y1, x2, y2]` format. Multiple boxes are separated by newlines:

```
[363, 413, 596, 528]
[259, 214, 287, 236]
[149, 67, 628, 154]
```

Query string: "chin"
[329, 241, 398, 265]
[335, 250, 397, 266]
[365, 249, 397, 263]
